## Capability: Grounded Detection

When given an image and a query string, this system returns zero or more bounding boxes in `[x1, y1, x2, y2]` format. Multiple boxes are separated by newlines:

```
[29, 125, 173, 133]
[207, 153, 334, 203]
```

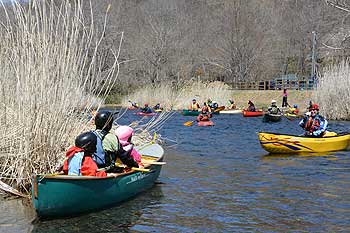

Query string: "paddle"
[141, 160, 166, 165]
[184, 120, 196, 126]
[213, 106, 225, 112]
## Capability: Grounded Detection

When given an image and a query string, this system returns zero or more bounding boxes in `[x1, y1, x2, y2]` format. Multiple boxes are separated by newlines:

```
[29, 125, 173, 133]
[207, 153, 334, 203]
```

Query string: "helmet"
[75, 132, 97, 154]
[192, 99, 196, 102]
[293, 104, 298, 108]
[248, 100, 252, 104]
[114, 125, 133, 142]
[95, 110, 113, 131]
[310, 103, 319, 110]
[271, 99, 276, 104]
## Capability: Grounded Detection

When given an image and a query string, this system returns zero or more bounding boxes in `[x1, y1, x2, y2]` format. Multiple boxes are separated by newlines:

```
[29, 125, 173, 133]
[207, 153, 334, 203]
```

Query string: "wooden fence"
[228, 79, 315, 90]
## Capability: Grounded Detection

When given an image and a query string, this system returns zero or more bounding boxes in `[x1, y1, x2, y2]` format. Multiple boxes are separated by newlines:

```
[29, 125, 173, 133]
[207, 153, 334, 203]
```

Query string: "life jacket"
[305, 116, 321, 133]
[269, 106, 279, 114]
[191, 103, 200, 110]
[63, 146, 84, 175]
[93, 130, 107, 167]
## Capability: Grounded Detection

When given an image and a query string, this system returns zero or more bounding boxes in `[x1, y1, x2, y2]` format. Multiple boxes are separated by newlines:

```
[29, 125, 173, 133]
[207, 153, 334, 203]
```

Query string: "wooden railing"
[228, 80, 315, 90]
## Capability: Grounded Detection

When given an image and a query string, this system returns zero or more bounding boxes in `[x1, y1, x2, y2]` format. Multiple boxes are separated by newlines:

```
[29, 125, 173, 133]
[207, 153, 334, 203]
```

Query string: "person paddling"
[141, 103, 153, 113]
[267, 100, 282, 114]
[196, 106, 212, 122]
[299, 103, 328, 137]
[247, 100, 256, 112]
[189, 99, 200, 111]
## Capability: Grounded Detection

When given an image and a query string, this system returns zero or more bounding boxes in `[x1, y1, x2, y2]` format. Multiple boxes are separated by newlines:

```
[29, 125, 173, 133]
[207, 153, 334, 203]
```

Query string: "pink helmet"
[114, 125, 133, 142]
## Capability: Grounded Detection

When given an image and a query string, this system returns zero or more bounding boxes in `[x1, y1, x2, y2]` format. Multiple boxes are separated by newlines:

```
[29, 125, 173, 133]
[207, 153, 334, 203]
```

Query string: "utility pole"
[311, 31, 317, 89]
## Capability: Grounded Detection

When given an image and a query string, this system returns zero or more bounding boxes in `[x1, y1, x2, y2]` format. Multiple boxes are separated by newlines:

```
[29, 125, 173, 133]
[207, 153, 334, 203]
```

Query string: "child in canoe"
[63, 132, 107, 177]
[114, 126, 144, 168]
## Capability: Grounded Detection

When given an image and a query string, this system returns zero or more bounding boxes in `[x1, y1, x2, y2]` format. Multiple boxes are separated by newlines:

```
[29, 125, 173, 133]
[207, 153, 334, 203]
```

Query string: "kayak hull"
[258, 132, 350, 153]
[220, 109, 242, 114]
[262, 113, 282, 122]
[242, 110, 264, 117]
[182, 109, 219, 116]
[135, 112, 156, 116]
[197, 121, 214, 126]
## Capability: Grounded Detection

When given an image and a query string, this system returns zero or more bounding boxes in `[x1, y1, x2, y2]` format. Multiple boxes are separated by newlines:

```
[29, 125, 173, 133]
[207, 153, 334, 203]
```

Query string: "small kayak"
[197, 121, 214, 127]
[220, 109, 242, 114]
[242, 110, 264, 117]
[258, 131, 350, 153]
[135, 112, 156, 116]
[262, 113, 282, 122]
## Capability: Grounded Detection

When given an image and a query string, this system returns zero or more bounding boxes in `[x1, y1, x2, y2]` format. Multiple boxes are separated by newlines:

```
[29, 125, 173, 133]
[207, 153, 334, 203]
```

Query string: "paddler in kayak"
[189, 99, 200, 111]
[196, 106, 212, 122]
[247, 100, 256, 112]
[299, 103, 328, 137]
[267, 100, 282, 114]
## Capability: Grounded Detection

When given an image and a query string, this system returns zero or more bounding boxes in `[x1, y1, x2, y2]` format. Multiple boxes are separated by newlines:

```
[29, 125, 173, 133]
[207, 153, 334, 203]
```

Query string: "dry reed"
[0, 0, 120, 195]
[314, 61, 350, 120]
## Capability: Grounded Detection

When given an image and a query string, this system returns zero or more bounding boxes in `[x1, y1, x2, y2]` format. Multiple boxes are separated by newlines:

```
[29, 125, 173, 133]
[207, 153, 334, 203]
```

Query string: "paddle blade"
[214, 106, 225, 112]
[184, 121, 194, 126]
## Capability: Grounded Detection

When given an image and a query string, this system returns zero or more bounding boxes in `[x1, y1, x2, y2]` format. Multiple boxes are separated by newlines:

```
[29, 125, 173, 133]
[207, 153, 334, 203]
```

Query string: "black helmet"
[95, 110, 113, 131]
[75, 132, 97, 154]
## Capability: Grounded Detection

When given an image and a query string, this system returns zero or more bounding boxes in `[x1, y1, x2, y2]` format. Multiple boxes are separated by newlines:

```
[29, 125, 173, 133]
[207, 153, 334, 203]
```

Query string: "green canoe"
[181, 109, 220, 116]
[32, 143, 164, 218]
[262, 113, 282, 122]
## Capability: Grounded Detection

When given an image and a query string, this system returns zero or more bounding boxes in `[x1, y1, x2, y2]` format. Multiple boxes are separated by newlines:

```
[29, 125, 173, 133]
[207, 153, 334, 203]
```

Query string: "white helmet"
[271, 99, 276, 104]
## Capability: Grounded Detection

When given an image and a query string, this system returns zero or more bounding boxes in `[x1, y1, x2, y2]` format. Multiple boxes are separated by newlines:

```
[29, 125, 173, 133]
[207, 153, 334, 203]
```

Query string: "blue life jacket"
[68, 151, 84, 175]
[93, 130, 107, 167]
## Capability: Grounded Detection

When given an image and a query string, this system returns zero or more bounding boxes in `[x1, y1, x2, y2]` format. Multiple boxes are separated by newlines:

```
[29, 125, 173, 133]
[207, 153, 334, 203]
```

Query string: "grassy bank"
[122, 81, 313, 112]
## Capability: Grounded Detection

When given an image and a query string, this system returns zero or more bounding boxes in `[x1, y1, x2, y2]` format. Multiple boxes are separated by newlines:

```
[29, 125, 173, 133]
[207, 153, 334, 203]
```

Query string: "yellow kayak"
[258, 132, 350, 153]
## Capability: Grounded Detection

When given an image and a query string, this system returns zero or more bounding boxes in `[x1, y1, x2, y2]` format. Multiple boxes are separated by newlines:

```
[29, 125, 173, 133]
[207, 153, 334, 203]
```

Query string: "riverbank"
[121, 87, 313, 112]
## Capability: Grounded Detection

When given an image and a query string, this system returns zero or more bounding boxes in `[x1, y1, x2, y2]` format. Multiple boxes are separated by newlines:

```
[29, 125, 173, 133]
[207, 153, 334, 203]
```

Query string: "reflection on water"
[31, 186, 164, 233]
[1, 112, 350, 232]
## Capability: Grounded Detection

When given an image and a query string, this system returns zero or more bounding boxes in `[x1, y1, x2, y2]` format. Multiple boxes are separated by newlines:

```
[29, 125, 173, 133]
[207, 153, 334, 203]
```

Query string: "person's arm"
[118, 147, 139, 168]
[312, 118, 328, 136]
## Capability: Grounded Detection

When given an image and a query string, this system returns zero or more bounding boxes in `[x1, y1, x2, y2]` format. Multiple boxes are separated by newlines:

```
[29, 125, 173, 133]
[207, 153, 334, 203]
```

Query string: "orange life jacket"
[305, 117, 320, 133]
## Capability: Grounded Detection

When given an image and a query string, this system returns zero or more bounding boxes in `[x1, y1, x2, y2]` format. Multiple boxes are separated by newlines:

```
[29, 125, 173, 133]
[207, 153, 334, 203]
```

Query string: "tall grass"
[0, 0, 119, 195]
[123, 80, 233, 110]
[314, 61, 350, 120]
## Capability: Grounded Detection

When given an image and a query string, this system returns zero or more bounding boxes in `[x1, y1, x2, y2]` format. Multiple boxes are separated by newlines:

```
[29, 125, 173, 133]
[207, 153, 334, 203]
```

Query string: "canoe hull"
[32, 144, 164, 218]
[243, 110, 264, 117]
[197, 121, 214, 127]
[220, 109, 242, 114]
[258, 132, 350, 153]
[182, 109, 219, 116]
[262, 113, 282, 122]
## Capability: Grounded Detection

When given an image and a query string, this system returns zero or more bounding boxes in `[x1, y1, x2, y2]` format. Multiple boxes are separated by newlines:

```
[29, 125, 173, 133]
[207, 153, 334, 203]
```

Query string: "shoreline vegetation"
[122, 81, 314, 113]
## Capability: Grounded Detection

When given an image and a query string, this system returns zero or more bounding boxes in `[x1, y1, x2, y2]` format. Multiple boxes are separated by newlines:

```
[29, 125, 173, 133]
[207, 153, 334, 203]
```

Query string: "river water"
[1, 111, 350, 232]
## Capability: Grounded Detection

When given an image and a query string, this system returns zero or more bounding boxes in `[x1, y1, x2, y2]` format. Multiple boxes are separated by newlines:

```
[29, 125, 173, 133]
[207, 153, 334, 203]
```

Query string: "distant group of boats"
[179, 106, 350, 155]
